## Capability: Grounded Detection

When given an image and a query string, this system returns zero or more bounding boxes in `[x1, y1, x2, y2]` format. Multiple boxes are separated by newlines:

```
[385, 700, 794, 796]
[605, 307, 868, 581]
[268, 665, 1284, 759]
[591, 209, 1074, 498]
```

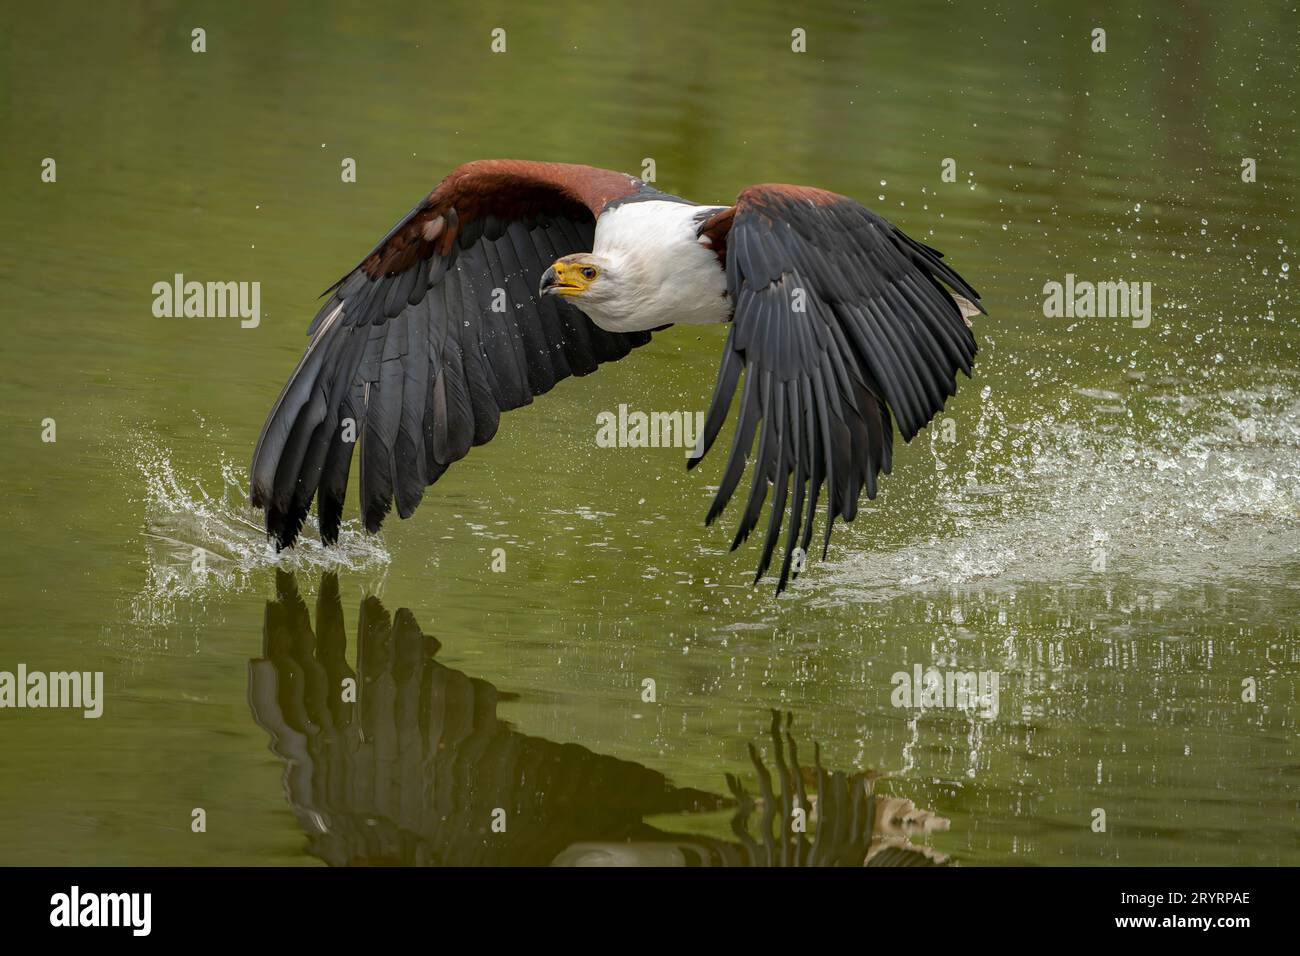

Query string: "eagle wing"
[250, 160, 651, 548]
[693, 184, 983, 591]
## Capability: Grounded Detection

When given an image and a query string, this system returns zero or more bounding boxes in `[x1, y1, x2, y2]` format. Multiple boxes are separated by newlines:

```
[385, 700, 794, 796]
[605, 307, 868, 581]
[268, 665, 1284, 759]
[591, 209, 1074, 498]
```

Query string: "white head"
[537, 200, 731, 333]
[539, 253, 619, 304]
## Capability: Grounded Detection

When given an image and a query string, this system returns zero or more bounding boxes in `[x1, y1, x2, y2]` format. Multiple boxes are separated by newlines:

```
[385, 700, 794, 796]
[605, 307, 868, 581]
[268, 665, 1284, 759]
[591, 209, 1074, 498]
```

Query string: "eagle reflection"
[249, 572, 951, 867]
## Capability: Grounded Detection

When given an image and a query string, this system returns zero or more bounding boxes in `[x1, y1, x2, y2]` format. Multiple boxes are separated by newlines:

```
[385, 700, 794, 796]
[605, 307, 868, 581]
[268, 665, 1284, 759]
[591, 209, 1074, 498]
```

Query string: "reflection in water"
[250, 573, 951, 866]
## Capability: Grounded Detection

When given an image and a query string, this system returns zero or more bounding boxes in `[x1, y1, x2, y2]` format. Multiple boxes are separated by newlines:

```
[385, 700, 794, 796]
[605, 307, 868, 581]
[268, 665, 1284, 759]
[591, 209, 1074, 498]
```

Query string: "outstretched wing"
[250, 160, 654, 548]
[692, 184, 983, 591]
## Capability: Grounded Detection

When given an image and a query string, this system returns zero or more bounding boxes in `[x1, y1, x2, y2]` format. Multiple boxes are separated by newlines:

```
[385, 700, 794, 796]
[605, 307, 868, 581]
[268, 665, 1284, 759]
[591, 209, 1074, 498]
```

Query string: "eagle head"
[539, 254, 610, 299]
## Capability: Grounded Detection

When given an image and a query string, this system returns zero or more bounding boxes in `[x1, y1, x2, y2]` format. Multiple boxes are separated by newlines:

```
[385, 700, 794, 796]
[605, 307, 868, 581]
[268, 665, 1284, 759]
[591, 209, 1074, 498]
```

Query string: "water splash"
[125, 435, 389, 641]
[815, 372, 1300, 604]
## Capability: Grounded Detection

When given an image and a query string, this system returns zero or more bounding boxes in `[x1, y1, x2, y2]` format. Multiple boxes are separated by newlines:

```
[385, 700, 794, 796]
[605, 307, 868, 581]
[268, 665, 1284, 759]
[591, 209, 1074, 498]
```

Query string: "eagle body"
[250, 160, 985, 591]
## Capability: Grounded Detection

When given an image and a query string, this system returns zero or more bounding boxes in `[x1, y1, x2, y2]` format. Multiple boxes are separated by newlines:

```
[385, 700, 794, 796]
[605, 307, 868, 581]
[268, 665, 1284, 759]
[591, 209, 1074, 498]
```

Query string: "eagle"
[250, 160, 983, 591]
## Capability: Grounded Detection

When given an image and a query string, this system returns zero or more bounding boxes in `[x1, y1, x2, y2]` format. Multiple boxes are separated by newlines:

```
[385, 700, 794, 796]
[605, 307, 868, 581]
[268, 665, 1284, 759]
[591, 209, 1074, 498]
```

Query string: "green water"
[1, 0, 1296, 865]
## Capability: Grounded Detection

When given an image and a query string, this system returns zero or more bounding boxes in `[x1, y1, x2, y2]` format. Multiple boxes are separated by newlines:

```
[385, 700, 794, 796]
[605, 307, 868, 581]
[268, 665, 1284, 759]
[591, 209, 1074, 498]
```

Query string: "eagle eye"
[581, 267, 597, 280]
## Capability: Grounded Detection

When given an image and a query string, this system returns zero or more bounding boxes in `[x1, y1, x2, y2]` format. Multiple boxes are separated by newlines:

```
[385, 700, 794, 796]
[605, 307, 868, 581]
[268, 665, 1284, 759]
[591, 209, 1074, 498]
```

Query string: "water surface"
[0, 0, 1296, 865]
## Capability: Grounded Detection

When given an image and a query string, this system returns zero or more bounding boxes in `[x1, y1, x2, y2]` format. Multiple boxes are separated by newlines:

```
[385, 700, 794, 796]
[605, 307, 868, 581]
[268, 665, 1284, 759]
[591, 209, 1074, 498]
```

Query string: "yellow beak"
[539, 262, 592, 297]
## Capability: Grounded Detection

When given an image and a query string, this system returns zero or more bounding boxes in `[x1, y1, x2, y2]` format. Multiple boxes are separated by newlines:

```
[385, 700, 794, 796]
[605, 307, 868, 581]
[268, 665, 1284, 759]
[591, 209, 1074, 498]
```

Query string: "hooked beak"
[539, 265, 560, 296]
[539, 261, 590, 297]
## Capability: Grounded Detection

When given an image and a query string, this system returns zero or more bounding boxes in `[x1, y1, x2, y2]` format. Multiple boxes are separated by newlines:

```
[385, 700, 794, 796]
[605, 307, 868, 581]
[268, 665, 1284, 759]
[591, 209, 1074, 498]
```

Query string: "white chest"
[581, 200, 731, 332]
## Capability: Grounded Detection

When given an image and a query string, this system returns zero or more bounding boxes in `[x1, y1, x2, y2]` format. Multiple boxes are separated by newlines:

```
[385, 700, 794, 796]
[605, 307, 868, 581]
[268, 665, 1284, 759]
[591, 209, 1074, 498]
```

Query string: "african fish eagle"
[250, 160, 984, 591]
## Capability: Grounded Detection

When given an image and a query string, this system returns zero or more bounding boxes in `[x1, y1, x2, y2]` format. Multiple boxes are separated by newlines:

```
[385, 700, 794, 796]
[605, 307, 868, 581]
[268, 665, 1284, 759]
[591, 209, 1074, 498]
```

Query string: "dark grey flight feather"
[250, 189, 651, 550]
[690, 185, 981, 592]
